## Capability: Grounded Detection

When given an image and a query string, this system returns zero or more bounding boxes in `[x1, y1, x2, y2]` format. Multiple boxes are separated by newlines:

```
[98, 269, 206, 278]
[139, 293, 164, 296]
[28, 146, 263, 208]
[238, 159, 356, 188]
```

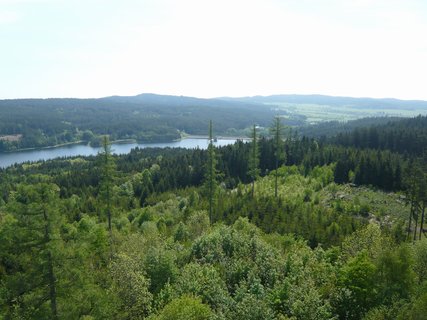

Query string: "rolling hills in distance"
[1, 93, 427, 152]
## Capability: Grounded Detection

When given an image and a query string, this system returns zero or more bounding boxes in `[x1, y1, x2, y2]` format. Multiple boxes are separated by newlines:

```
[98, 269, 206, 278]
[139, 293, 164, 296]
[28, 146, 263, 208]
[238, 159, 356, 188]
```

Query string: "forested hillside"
[327, 115, 427, 156]
[2, 93, 427, 153]
[223, 95, 427, 123]
[3, 0, 427, 317]
[0, 94, 289, 151]
[1, 115, 426, 319]
[223, 94, 427, 110]
[298, 117, 402, 138]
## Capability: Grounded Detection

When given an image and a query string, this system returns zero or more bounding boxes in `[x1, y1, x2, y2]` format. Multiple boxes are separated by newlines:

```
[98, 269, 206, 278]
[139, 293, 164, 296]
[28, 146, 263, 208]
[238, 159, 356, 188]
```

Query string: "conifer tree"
[100, 136, 116, 236]
[270, 116, 284, 198]
[204, 120, 219, 224]
[404, 162, 427, 241]
[1, 183, 62, 319]
[248, 124, 260, 198]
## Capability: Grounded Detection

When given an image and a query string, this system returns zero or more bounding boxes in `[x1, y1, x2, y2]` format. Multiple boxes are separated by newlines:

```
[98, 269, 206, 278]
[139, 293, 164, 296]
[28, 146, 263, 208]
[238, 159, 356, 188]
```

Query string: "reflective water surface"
[0, 138, 238, 168]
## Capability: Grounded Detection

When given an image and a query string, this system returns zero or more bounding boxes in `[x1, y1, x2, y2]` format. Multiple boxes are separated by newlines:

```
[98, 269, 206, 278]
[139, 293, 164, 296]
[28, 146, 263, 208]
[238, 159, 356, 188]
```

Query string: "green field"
[268, 102, 427, 124]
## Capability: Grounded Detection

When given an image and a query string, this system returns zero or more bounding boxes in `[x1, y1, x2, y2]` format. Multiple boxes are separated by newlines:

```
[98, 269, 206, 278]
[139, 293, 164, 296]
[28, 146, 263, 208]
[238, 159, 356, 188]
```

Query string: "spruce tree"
[204, 120, 219, 224]
[99, 136, 116, 239]
[270, 116, 284, 198]
[404, 162, 426, 241]
[1, 183, 62, 319]
[248, 124, 260, 198]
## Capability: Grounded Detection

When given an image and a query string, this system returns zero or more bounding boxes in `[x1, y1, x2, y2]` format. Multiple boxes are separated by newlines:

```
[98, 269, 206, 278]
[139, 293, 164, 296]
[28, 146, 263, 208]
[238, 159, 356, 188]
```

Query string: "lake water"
[0, 138, 239, 168]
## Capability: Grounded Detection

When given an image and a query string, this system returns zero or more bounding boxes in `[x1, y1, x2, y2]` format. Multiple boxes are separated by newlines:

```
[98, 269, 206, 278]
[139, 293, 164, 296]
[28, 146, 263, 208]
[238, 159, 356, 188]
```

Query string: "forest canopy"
[0, 114, 426, 319]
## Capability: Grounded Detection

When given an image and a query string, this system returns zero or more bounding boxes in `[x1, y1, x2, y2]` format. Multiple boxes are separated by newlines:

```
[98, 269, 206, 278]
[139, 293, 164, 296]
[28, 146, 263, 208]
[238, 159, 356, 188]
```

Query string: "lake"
[0, 138, 240, 169]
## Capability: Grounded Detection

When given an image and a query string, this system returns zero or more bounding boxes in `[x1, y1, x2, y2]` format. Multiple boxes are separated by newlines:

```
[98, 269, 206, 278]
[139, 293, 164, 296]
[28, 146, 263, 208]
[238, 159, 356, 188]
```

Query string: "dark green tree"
[270, 116, 284, 198]
[404, 161, 427, 241]
[99, 135, 116, 235]
[248, 124, 260, 198]
[0, 183, 62, 319]
[204, 121, 219, 224]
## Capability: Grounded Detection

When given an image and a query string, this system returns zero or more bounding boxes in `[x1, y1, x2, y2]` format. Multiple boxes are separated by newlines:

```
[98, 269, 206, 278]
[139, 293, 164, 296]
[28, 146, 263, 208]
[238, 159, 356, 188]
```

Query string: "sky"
[1, 0, 427, 100]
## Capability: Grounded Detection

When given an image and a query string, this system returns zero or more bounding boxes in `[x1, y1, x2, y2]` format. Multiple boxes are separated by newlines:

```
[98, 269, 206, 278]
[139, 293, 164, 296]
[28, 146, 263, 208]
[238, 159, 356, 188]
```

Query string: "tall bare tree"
[270, 116, 285, 198]
[248, 124, 260, 198]
[204, 121, 219, 224]
[100, 135, 116, 240]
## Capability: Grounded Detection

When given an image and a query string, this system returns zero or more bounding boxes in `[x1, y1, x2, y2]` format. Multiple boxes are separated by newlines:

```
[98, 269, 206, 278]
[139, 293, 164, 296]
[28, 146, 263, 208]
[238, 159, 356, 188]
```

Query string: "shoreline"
[1, 135, 251, 154]
[183, 134, 251, 141]
[2, 140, 86, 153]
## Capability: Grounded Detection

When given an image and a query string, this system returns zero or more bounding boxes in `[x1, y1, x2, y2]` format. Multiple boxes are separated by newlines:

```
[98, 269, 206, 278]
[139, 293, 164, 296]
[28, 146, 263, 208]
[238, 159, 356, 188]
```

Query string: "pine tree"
[204, 120, 219, 224]
[270, 116, 284, 198]
[99, 136, 116, 240]
[1, 183, 62, 319]
[248, 124, 260, 198]
[404, 162, 426, 241]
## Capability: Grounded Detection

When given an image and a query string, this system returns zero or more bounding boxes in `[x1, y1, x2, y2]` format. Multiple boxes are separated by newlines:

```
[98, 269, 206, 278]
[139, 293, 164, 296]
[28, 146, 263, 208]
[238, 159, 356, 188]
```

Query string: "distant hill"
[220, 94, 427, 110]
[0, 93, 289, 151]
[297, 116, 403, 138]
[102, 93, 264, 108]
[2, 92, 427, 152]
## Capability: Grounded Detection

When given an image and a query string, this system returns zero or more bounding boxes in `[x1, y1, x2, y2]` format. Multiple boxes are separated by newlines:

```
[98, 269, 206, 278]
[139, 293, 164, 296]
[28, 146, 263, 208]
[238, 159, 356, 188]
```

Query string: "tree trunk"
[407, 199, 414, 240]
[43, 209, 58, 320]
[419, 202, 425, 240]
[275, 157, 278, 198]
[107, 184, 112, 233]
[47, 251, 58, 320]
[413, 206, 419, 241]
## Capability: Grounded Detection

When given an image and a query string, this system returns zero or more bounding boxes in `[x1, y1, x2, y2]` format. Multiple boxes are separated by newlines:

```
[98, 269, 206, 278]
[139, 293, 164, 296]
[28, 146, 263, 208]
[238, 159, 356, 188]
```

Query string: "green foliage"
[396, 285, 427, 320]
[0, 94, 285, 151]
[109, 253, 153, 319]
[330, 115, 427, 157]
[228, 278, 275, 320]
[376, 244, 415, 303]
[335, 251, 379, 319]
[248, 125, 260, 197]
[144, 244, 179, 295]
[0, 183, 63, 319]
[1, 117, 425, 319]
[172, 263, 230, 312]
[99, 135, 116, 233]
[341, 224, 388, 260]
[151, 295, 213, 320]
[185, 210, 210, 240]
[270, 116, 286, 197]
[413, 238, 427, 284]
[204, 121, 220, 223]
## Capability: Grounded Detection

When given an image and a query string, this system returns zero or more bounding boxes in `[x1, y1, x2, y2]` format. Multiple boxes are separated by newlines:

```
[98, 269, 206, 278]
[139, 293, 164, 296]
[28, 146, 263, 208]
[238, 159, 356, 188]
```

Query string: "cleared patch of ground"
[0, 134, 22, 142]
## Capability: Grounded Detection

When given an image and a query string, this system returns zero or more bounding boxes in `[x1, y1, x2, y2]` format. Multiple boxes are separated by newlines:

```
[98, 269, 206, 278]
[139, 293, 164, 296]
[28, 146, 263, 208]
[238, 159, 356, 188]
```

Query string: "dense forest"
[298, 117, 402, 139]
[0, 94, 293, 151]
[2, 94, 427, 152]
[1, 114, 427, 319]
[328, 115, 427, 156]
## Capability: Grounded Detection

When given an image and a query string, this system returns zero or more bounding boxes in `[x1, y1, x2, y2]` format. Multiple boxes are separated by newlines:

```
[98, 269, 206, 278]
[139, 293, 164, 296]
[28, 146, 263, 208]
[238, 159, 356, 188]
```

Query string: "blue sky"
[1, 0, 427, 99]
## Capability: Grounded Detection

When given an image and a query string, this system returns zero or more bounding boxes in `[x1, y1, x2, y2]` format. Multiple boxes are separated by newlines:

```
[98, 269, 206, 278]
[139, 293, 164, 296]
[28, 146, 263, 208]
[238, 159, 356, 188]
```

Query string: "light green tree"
[151, 295, 213, 320]
[109, 253, 153, 319]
